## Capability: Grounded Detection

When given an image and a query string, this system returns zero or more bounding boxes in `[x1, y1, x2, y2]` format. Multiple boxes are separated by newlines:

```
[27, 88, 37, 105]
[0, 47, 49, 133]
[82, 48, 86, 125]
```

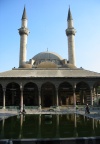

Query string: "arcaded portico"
[0, 74, 100, 109]
[0, 7, 100, 110]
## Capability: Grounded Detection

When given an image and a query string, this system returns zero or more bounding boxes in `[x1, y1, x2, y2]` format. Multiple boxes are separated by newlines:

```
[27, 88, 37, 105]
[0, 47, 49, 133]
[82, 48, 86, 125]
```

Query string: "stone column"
[90, 87, 93, 106]
[73, 84, 76, 107]
[20, 84, 23, 112]
[95, 88, 99, 105]
[56, 86, 59, 106]
[38, 87, 41, 111]
[3, 88, 6, 109]
[94, 88, 97, 105]
[38, 88, 41, 105]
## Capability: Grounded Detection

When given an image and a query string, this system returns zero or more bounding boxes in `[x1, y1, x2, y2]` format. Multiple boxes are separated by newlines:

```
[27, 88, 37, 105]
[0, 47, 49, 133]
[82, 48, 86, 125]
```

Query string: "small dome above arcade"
[63, 63, 77, 69]
[37, 61, 58, 68]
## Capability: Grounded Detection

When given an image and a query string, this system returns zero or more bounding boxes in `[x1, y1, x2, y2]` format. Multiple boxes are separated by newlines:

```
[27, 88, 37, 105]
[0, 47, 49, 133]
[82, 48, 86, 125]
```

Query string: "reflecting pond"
[0, 114, 100, 139]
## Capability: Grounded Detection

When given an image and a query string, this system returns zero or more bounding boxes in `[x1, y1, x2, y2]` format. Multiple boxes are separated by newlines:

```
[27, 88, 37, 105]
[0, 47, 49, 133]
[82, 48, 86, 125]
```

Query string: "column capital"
[73, 83, 76, 90]
[38, 86, 41, 92]
[55, 85, 59, 90]
[90, 87, 94, 94]
[89, 83, 93, 89]
[20, 83, 23, 90]
[3, 87, 6, 91]
[90, 86, 93, 90]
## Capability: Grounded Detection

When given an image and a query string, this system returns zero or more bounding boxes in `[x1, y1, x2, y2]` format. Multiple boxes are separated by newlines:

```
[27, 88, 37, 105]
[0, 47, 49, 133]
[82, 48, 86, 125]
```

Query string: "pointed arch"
[76, 81, 90, 105]
[6, 82, 20, 106]
[58, 82, 73, 105]
[23, 82, 38, 106]
[93, 81, 100, 105]
[0, 84, 3, 106]
[41, 82, 56, 107]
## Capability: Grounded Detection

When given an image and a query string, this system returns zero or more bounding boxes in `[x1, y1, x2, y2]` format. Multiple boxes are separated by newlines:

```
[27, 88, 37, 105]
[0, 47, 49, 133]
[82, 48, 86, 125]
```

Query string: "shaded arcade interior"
[0, 81, 100, 108]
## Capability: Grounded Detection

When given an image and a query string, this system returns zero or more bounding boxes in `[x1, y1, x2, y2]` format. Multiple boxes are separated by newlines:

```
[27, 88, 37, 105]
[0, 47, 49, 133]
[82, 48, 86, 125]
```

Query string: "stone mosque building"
[0, 7, 100, 110]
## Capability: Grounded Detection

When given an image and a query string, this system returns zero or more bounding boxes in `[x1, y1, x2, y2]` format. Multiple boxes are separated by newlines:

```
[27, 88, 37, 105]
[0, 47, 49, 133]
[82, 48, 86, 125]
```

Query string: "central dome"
[33, 51, 63, 60]
[32, 51, 63, 67]
[27, 51, 77, 69]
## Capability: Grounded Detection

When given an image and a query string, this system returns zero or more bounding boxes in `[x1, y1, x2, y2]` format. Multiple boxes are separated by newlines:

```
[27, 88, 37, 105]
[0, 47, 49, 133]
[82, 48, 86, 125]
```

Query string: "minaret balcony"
[18, 27, 29, 36]
[66, 28, 76, 36]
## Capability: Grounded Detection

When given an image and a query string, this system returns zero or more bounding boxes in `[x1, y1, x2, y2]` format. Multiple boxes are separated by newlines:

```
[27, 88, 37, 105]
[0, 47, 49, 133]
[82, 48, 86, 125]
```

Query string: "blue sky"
[0, 0, 100, 72]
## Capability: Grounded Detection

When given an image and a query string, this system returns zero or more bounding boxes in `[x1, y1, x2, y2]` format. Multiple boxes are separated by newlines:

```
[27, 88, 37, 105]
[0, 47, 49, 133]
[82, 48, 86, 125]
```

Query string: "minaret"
[18, 7, 29, 68]
[66, 7, 76, 66]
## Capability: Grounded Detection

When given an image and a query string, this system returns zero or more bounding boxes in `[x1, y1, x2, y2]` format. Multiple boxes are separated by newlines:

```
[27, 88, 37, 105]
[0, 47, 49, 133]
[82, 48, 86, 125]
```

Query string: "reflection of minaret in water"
[18, 7, 29, 68]
[66, 7, 76, 66]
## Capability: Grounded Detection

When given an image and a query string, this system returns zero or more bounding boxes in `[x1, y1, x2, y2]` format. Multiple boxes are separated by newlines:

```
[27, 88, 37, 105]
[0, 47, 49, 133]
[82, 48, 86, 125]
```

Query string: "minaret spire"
[22, 6, 27, 19]
[66, 7, 76, 66]
[67, 6, 73, 21]
[18, 7, 30, 68]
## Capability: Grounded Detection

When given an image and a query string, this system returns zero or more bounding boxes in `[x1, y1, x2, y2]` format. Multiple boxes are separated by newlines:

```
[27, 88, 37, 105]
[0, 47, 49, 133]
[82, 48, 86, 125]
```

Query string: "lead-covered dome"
[32, 51, 63, 67]
[27, 51, 77, 69]
[33, 51, 63, 60]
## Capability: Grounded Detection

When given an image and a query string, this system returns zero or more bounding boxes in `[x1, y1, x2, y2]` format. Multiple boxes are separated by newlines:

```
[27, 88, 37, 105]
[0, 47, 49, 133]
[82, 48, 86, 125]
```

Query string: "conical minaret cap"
[67, 7, 73, 21]
[22, 6, 27, 19]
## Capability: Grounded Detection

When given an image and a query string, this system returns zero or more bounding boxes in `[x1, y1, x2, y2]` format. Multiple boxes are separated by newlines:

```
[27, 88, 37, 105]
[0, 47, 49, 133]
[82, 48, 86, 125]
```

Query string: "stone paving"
[77, 109, 100, 120]
[0, 107, 100, 120]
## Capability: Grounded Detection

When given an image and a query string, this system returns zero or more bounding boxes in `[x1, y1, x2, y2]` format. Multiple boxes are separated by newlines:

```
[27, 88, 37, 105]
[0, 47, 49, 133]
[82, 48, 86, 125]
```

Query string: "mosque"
[0, 7, 100, 110]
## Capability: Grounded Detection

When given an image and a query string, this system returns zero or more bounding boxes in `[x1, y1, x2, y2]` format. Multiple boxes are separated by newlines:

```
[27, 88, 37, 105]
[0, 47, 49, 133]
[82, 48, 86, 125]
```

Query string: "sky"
[0, 0, 100, 73]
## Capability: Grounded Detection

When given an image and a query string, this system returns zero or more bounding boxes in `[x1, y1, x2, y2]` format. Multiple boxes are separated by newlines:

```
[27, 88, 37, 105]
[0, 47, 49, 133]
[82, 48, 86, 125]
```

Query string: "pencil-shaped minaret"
[66, 7, 76, 65]
[18, 7, 29, 68]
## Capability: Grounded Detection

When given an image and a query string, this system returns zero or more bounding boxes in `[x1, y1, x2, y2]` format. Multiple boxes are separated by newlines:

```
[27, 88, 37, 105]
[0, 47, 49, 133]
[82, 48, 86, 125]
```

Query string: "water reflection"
[0, 114, 100, 139]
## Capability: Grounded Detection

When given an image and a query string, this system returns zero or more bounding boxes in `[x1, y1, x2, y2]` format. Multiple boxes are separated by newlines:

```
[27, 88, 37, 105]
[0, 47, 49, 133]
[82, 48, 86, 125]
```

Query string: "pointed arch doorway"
[58, 82, 73, 105]
[6, 82, 20, 106]
[41, 82, 56, 107]
[23, 82, 38, 106]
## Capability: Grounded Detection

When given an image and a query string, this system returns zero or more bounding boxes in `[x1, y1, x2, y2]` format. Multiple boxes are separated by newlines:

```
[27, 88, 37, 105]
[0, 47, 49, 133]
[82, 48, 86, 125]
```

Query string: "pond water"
[0, 114, 100, 139]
